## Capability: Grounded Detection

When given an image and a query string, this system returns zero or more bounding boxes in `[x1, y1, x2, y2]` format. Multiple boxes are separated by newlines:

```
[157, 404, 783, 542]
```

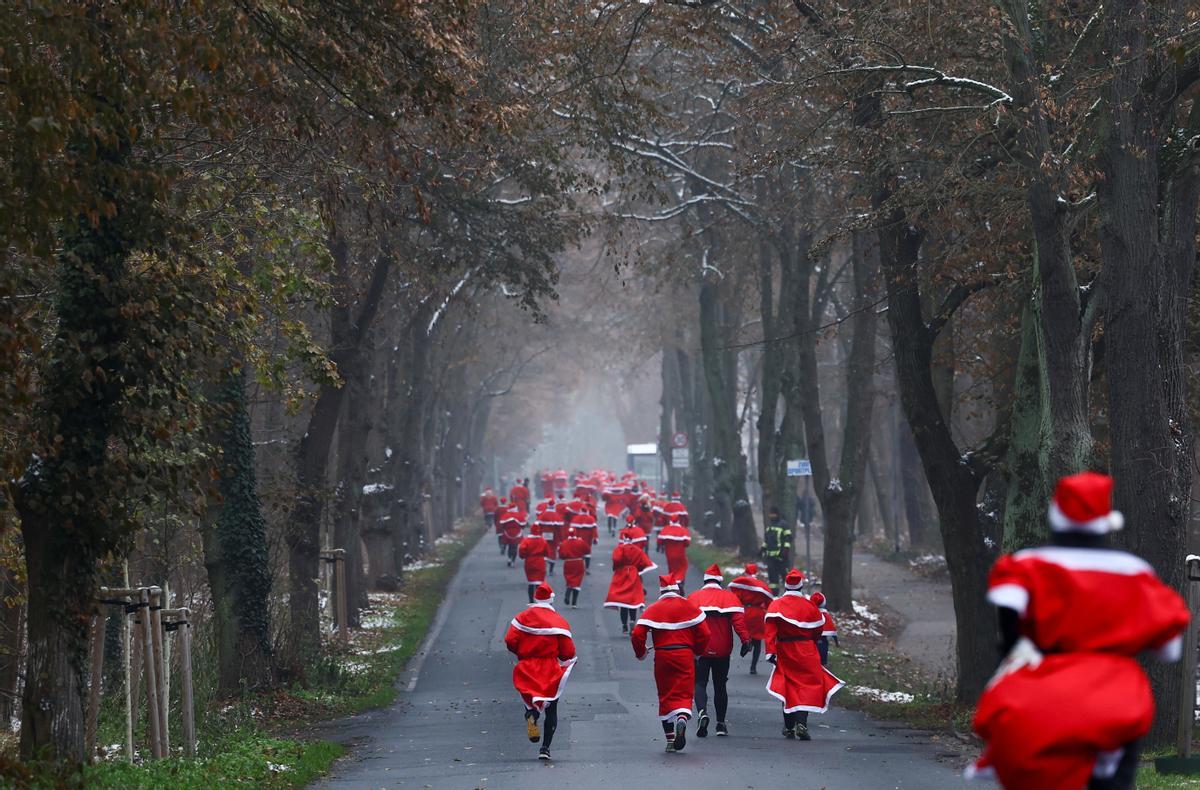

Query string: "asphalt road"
[313, 530, 971, 789]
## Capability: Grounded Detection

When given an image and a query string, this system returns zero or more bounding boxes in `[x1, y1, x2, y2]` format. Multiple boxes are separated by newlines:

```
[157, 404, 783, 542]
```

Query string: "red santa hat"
[500, 497, 508, 504]
[810, 591, 827, 609]
[703, 563, 723, 582]
[659, 575, 681, 593]
[784, 568, 805, 590]
[533, 582, 555, 602]
[567, 526, 577, 537]
[1049, 471, 1124, 534]
[670, 491, 682, 501]
[744, 563, 758, 575]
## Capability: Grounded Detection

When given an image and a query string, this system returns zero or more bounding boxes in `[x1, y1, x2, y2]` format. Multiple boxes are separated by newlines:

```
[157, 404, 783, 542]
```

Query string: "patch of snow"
[403, 560, 442, 572]
[849, 685, 915, 704]
[268, 762, 293, 773]
[363, 483, 394, 495]
[385, 447, 394, 459]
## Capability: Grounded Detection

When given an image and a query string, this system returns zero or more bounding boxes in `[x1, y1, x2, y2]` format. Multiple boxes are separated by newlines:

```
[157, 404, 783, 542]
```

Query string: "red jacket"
[480, 492, 499, 514]
[688, 583, 751, 657]
[631, 594, 709, 659]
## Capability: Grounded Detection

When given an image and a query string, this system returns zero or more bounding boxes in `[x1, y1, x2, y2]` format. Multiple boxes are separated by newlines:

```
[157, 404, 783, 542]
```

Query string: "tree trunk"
[698, 275, 757, 554]
[1098, 1, 1200, 745]
[881, 220, 998, 702]
[0, 563, 23, 728]
[283, 228, 392, 676]
[201, 365, 275, 695]
[333, 344, 375, 626]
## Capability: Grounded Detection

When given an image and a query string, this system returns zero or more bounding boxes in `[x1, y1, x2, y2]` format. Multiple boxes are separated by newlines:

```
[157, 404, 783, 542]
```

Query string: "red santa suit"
[499, 508, 526, 545]
[729, 563, 774, 640]
[552, 470, 569, 498]
[689, 575, 751, 658]
[480, 490, 499, 516]
[569, 512, 598, 553]
[509, 482, 531, 511]
[539, 472, 554, 499]
[558, 530, 589, 591]
[632, 578, 709, 726]
[662, 495, 689, 528]
[657, 521, 691, 579]
[518, 534, 549, 583]
[604, 541, 658, 610]
[619, 523, 648, 548]
[602, 485, 629, 520]
[970, 473, 1189, 789]
[764, 577, 844, 714]
[504, 587, 577, 712]
[536, 509, 564, 560]
[629, 502, 655, 533]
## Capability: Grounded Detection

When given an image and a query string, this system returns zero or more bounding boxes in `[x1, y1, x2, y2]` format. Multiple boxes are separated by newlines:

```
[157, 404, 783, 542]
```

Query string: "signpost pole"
[804, 476, 812, 574]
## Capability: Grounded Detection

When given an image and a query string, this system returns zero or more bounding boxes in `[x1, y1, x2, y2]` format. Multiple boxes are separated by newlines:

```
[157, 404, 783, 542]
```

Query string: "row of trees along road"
[0, 0, 1197, 766]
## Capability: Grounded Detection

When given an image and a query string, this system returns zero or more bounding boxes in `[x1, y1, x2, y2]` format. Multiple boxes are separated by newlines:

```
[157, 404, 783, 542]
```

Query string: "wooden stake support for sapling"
[321, 548, 349, 643]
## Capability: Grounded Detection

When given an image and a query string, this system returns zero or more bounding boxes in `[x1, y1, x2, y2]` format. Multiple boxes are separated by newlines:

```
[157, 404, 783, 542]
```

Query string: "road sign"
[671, 432, 688, 449]
[786, 459, 812, 477]
[671, 447, 690, 469]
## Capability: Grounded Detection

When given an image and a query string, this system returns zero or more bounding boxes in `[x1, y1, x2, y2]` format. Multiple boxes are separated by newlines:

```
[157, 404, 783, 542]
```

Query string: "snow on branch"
[823, 64, 1013, 105]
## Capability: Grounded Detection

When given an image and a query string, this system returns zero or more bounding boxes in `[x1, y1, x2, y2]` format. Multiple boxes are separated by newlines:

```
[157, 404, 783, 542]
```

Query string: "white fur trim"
[659, 707, 693, 721]
[639, 562, 659, 576]
[528, 656, 578, 710]
[1013, 546, 1153, 575]
[1153, 634, 1184, 662]
[964, 763, 996, 781]
[1048, 501, 1124, 534]
[510, 616, 572, 638]
[987, 583, 1030, 615]
[728, 581, 775, 600]
[764, 611, 825, 629]
[699, 605, 745, 614]
[636, 613, 706, 630]
[658, 534, 690, 542]
[765, 664, 844, 713]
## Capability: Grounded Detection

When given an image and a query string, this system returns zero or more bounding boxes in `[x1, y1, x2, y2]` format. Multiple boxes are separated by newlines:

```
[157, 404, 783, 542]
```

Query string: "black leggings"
[750, 639, 762, 671]
[565, 588, 579, 606]
[783, 710, 809, 728]
[506, 542, 518, 562]
[527, 583, 537, 603]
[695, 656, 730, 721]
[619, 607, 638, 628]
[526, 701, 559, 749]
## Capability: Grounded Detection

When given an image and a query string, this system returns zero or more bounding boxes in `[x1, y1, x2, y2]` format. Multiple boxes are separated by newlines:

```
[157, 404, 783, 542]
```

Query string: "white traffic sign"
[786, 459, 812, 477]
[671, 447, 690, 469]
[671, 432, 688, 449]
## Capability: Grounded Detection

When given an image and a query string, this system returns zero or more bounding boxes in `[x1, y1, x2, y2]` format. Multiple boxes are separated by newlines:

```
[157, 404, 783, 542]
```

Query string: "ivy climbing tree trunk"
[202, 364, 275, 695]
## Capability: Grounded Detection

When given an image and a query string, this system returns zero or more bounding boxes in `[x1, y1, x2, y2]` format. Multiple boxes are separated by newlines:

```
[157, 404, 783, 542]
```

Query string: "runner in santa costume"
[688, 564, 751, 737]
[729, 562, 774, 675]
[604, 536, 658, 633]
[631, 576, 710, 753]
[518, 531, 550, 603]
[535, 504, 564, 576]
[764, 569, 844, 740]
[499, 506, 526, 567]
[509, 478, 531, 512]
[602, 482, 629, 536]
[557, 527, 589, 608]
[552, 469, 569, 500]
[480, 488, 500, 531]
[656, 519, 692, 592]
[539, 471, 554, 499]
[494, 497, 510, 554]
[810, 591, 838, 666]
[969, 472, 1189, 789]
[662, 492, 689, 527]
[618, 519, 648, 550]
[630, 497, 656, 545]
[504, 582, 577, 761]
[568, 511, 599, 573]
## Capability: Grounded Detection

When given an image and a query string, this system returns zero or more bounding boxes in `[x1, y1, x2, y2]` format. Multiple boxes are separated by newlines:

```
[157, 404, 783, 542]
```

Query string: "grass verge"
[2, 518, 485, 789]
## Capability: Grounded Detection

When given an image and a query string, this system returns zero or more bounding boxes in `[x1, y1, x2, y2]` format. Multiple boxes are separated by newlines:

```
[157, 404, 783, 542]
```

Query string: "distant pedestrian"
[557, 527, 589, 607]
[761, 506, 792, 594]
[688, 564, 751, 737]
[569, 510, 598, 572]
[603, 536, 658, 633]
[631, 576, 709, 753]
[809, 592, 838, 666]
[498, 506, 526, 567]
[504, 583, 577, 761]
[969, 472, 1189, 789]
[729, 562, 774, 674]
[764, 569, 843, 741]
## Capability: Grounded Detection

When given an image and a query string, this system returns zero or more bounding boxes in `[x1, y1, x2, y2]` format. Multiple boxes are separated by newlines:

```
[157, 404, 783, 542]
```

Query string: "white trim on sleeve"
[987, 583, 1030, 615]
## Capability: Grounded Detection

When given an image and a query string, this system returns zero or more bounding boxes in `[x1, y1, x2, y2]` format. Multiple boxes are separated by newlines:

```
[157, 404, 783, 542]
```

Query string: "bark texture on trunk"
[1098, 0, 1200, 746]
[202, 365, 275, 695]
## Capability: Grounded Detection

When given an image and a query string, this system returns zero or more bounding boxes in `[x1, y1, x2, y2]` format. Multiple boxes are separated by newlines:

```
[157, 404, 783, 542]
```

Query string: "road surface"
[314, 530, 970, 789]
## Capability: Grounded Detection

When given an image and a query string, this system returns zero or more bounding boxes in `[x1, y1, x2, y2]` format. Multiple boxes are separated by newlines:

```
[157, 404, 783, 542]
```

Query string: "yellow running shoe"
[526, 717, 540, 743]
